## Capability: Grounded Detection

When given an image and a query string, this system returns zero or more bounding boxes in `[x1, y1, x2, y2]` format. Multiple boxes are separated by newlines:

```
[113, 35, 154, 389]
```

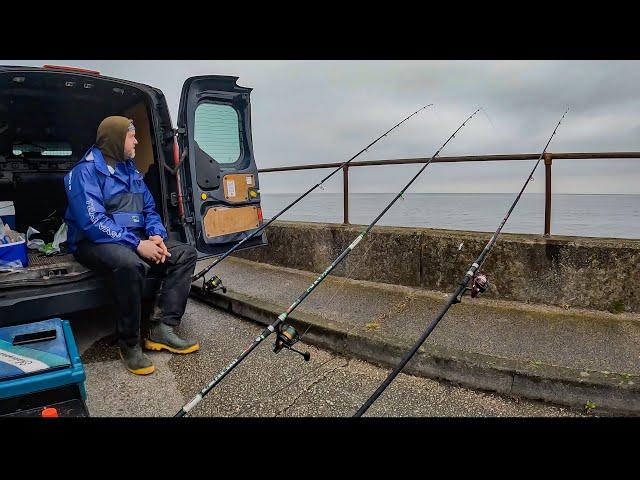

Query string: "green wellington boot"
[144, 322, 200, 354]
[119, 344, 155, 375]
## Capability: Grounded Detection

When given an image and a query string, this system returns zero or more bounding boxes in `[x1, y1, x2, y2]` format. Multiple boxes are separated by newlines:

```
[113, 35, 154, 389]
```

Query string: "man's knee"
[185, 245, 197, 264]
[170, 243, 198, 266]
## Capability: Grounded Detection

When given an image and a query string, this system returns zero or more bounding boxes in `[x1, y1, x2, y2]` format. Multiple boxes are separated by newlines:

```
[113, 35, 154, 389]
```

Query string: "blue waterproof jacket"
[63, 146, 168, 253]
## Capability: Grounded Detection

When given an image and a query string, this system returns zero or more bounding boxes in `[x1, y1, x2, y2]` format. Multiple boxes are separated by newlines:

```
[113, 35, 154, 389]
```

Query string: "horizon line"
[262, 192, 640, 196]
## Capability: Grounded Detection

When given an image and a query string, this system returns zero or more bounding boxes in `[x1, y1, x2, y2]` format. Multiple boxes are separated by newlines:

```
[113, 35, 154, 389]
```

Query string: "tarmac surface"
[71, 299, 582, 417]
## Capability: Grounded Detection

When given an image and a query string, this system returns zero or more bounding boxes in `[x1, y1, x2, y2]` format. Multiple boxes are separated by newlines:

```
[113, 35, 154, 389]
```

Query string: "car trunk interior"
[0, 70, 162, 287]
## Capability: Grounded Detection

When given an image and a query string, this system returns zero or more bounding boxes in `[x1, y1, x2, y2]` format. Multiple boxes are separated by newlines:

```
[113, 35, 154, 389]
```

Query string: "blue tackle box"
[0, 318, 89, 417]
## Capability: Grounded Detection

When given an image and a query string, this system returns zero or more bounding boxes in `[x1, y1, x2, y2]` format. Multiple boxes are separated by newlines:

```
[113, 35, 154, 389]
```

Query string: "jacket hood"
[96, 116, 133, 164]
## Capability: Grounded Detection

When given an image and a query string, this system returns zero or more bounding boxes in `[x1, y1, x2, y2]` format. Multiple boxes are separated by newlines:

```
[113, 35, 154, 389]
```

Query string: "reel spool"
[470, 273, 489, 298]
[273, 323, 311, 361]
[203, 274, 227, 294]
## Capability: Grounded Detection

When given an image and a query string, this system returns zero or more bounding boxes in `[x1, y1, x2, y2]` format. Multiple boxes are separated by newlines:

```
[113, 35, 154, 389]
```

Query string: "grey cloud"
[2, 60, 639, 193]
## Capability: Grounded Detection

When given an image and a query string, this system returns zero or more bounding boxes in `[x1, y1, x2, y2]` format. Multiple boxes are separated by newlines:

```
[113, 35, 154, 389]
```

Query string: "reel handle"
[273, 323, 310, 361]
[286, 345, 311, 361]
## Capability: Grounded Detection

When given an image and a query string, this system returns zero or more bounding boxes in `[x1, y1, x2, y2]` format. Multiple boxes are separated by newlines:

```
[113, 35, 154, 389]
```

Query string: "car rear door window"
[194, 103, 241, 164]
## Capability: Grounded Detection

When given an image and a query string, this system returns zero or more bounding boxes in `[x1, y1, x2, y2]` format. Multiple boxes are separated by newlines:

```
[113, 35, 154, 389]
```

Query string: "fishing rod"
[354, 109, 569, 417]
[175, 109, 481, 417]
[192, 104, 434, 289]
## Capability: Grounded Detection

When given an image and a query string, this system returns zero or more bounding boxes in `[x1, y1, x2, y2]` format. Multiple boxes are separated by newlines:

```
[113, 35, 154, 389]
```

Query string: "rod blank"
[354, 109, 569, 417]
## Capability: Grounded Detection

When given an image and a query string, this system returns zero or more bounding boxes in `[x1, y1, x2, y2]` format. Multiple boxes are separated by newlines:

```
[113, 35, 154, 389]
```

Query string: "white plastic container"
[0, 201, 15, 230]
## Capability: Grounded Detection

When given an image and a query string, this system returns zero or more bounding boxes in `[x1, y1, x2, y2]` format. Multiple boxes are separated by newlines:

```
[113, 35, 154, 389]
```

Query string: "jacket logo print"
[86, 199, 120, 239]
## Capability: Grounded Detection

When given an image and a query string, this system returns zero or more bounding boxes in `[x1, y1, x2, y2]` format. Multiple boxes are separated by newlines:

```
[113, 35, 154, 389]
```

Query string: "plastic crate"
[0, 318, 88, 417]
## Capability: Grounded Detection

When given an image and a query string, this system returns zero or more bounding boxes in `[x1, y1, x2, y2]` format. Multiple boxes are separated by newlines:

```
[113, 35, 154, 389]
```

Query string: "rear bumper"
[0, 278, 112, 327]
[0, 275, 163, 327]
[0, 268, 161, 327]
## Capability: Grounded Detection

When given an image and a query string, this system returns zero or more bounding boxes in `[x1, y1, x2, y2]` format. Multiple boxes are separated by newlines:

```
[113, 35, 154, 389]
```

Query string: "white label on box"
[227, 179, 236, 197]
[0, 347, 49, 373]
[246, 176, 253, 185]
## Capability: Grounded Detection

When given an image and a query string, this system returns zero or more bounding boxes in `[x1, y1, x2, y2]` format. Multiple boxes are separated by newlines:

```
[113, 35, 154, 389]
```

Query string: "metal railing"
[258, 152, 640, 236]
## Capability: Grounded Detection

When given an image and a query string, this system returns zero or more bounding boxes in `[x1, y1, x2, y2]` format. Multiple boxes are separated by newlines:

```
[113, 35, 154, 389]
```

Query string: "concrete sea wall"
[234, 221, 640, 313]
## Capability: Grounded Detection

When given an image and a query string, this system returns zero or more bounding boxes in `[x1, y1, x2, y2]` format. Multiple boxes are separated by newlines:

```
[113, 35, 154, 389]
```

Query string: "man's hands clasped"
[137, 235, 172, 264]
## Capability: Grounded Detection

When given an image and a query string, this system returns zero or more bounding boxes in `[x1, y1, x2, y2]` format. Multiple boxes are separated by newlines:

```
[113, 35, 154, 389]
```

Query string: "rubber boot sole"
[119, 351, 155, 375]
[144, 339, 200, 354]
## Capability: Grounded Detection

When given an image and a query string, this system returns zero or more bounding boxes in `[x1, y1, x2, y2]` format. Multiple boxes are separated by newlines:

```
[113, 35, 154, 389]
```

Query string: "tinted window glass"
[194, 103, 241, 164]
[12, 141, 72, 156]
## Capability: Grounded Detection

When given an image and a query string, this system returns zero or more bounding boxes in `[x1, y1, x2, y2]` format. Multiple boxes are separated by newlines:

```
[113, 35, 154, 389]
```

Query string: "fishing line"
[232, 355, 338, 417]
[480, 107, 497, 132]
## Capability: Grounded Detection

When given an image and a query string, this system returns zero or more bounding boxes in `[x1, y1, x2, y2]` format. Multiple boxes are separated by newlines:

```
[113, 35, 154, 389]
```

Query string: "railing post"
[343, 165, 349, 224]
[544, 153, 552, 236]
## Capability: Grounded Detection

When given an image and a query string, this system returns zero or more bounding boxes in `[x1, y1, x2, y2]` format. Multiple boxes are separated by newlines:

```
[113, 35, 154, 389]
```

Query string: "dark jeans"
[75, 239, 198, 348]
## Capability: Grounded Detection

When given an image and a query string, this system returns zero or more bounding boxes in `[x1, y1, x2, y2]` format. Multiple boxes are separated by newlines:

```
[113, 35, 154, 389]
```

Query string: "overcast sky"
[3, 60, 640, 194]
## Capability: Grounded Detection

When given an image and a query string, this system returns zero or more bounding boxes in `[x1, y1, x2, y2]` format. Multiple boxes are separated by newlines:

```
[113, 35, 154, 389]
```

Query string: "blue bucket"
[0, 239, 28, 268]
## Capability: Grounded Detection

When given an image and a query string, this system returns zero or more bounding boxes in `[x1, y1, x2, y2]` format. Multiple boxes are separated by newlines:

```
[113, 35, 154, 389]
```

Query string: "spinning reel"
[273, 323, 311, 361]
[203, 274, 227, 294]
[455, 272, 490, 303]
[469, 273, 489, 298]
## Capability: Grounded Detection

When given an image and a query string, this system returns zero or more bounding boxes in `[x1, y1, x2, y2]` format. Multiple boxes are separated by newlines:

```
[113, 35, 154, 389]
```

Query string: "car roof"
[0, 65, 158, 94]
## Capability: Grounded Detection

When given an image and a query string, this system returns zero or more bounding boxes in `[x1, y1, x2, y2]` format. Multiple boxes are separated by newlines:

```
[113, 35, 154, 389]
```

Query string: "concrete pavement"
[71, 301, 581, 417]
[190, 256, 640, 415]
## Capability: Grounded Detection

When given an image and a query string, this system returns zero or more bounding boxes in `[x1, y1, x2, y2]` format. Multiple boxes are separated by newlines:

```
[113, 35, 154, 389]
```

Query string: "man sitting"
[64, 116, 199, 375]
